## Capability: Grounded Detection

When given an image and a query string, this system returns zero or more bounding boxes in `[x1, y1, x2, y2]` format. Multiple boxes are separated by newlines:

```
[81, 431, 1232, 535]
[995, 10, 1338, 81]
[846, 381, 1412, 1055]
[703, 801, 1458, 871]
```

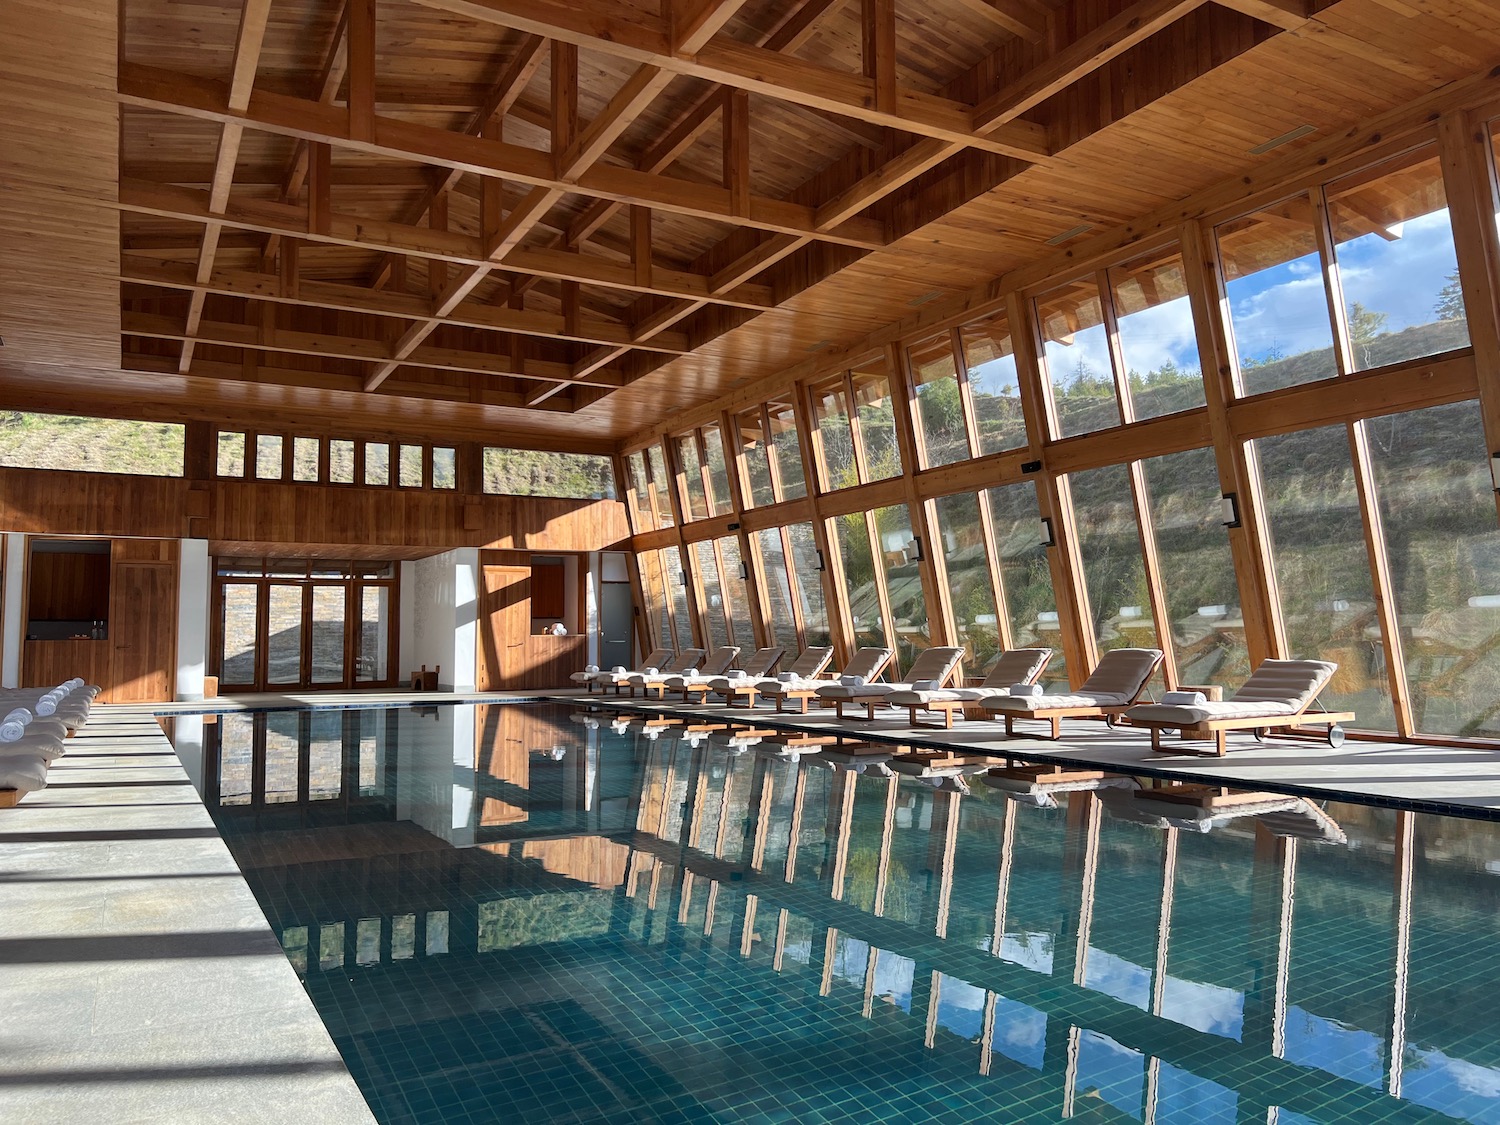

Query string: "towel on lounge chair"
[981, 648, 1162, 713]
[745, 646, 834, 692]
[887, 649, 1052, 707]
[625, 649, 706, 688]
[1009, 683, 1041, 697]
[816, 648, 962, 703]
[578, 648, 673, 685]
[1126, 660, 1337, 727]
[767, 648, 891, 698]
[0, 709, 31, 742]
[663, 647, 742, 689]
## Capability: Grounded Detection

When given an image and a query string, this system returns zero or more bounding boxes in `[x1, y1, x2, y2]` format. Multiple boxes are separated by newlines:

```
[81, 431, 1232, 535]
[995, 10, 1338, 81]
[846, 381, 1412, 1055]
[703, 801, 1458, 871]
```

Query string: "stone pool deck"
[0, 709, 375, 1124]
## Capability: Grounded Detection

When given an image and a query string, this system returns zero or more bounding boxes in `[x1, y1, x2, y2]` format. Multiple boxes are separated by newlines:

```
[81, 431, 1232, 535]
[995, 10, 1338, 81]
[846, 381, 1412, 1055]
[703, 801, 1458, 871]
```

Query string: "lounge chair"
[578, 648, 672, 693]
[711, 646, 833, 708]
[765, 648, 893, 714]
[643, 647, 740, 699]
[625, 649, 706, 696]
[887, 648, 1052, 729]
[982, 764, 1135, 808]
[1124, 659, 1352, 755]
[816, 646, 965, 720]
[1097, 783, 1347, 843]
[671, 646, 783, 702]
[978, 648, 1164, 738]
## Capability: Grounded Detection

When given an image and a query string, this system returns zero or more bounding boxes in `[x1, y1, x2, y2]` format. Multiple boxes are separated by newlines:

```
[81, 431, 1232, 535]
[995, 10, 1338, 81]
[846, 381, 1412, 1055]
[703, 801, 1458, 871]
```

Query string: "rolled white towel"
[0, 712, 30, 742]
[610, 665, 627, 674]
[52, 683, 74, 696]
[3, 708, 32, 728]
[911, 680, 937, 692]
[839, 674, 867, 687]
[68, 678, 84, 689]
[643, 666, 659, 676]
[726, 669, 746, 680]
[35, 695, 59, 717]
[1009, 683, 1042, 697]
[1161, 690, 1207, 706]
[584, 664, 600, 674]
[777, 672, 796, 683]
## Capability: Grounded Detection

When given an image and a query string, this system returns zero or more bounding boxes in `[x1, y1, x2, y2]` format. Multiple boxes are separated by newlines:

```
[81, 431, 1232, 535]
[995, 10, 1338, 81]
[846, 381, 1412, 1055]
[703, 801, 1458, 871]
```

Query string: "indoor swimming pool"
[200, 701, 1500, 1123]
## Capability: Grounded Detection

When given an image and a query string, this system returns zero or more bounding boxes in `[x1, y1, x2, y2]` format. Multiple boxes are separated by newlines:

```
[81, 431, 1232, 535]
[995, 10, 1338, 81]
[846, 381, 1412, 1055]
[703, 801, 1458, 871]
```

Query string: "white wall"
[0, 533, 24, 688]
[401, 547, 478, 691]
[176, 538, 210, 700]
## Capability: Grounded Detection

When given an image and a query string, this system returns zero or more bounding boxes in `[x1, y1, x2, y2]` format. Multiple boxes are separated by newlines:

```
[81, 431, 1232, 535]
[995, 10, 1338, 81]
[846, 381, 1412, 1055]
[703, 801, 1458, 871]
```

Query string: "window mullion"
[843, 371, 872, 484]
[1312, 187, 1358, 376]
[974, 489, 1016, 658]
[950, 327, 981, 461]
[1098, 268, 1136, 426]
[1126, 460, 1178, 689]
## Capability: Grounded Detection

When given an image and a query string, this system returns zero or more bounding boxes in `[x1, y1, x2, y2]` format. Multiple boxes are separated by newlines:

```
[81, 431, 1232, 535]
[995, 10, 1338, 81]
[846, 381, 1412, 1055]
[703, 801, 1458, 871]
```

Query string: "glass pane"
[875, 504, 928, 672]
[1037, 277, 1120, 436]
[661, 545, 693, 650]
[431, 447, 456, 489]
[1367, 400, 1500, 737]
[695, 540, 730, 649]
[717, 537, 750, 646]
[811, 378, 856, 491]
[985, 483, 1064, 683]
[1069, 463, 1161, 658]
[1254, 425, 1396, 729]
[702, 424, 732, 514]
[676, 434, 709, 521]
[264, 712, 299, 803]
[1109, 246, 1205, 420]
[647, 444, 674, 527]
[1329, 152, 1468, 371]
[292, 436, 319, 482]
[787, 523, 831, 648]
[266, 584, 303, 685]
[364, 442, 389, 486]
[310, 586, 345, 684]
[835, 513, 886, 651]
[220, 583, 258, 685]
[638, 552, 671, 649]
[0, 414, 183, 476]
[768, 402, 806, 500]
[358, 586, 389, 682]
[626, 451, 654, 530]
[933, 493, 1002, 672]
[908, 333, 970, 466]
[757, 529, 797, 644]
[1217, 195, 1338, 395]
[329, 439, 354, 484]
[1140, 448, 1251, 689]
[217, 715, 253, 805]
[398, 444, 423, 487]
[851, 361, 900, 481]
[255, 434, 283, 480]
[736, 410, 775, 508]
[959, 312, 1026, 455]
[481, 448, 615, 498]
[217, 431, 245, 477]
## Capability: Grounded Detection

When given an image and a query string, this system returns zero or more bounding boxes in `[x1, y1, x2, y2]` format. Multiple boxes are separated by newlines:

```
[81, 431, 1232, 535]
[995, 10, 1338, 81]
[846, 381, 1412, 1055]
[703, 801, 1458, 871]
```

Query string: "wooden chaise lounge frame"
[714, 647, 834, 709]
[987, 649, 1165, 740]
[1137, 702, 1354, 755]
[902, 648, 1053, 730]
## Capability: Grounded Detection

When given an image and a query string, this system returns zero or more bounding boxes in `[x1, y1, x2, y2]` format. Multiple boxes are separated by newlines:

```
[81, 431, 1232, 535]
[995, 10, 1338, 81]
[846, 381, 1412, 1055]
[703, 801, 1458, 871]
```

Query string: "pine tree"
[1434, 269, 1467, 322]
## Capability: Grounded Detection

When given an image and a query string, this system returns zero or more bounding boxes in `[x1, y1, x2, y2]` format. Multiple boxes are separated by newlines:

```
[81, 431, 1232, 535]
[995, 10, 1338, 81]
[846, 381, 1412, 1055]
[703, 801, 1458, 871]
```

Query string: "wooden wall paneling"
[26, 551, 110, 623]
[1437, 111, 1500, 528]
[1178, 218, 1284, 666]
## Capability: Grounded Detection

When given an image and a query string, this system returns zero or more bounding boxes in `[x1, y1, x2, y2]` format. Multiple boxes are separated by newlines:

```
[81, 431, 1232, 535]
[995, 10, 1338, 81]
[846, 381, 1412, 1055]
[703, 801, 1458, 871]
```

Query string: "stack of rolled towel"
[0, 679, 100, 801]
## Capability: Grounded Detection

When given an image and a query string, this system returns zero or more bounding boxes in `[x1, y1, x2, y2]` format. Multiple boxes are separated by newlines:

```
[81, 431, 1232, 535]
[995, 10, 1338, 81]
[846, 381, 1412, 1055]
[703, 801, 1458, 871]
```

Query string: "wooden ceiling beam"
[945, 0, 1047, 42]
[180, 0, 274, 375]
[1213, 0, 1311, 30]
[119, 179, 779, 310]
[119, 64, 889, 250]
[121, 257, 695, 354]
[122, 309, 624, 388]
[404, 0, 1051, 160]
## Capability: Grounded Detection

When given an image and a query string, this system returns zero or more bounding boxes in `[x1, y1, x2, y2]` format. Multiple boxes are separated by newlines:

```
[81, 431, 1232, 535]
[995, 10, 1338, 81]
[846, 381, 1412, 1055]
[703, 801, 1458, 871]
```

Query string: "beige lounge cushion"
[819, 647, 961, 701]
[1127, 659, 1336, 726]
[840, 647, 895, 682]
[741, 647, 787, 678]
[786, 646, 835, 678]
[982, 691, 1127, 713]
[1078, 648, 1163, 699]
[592, 649, 672, 683]
[979, 648, 1053, 688]
[663, 648, 740, 686]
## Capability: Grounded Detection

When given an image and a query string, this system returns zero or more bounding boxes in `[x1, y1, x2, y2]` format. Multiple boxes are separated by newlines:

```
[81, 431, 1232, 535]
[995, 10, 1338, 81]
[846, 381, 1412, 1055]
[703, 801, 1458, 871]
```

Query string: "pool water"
[203, 702, 1500, 1123]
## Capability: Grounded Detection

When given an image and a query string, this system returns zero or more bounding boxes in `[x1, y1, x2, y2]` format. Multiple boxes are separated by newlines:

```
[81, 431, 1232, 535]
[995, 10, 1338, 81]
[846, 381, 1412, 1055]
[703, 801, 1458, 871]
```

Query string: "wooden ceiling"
[2, 0, 1499, 448]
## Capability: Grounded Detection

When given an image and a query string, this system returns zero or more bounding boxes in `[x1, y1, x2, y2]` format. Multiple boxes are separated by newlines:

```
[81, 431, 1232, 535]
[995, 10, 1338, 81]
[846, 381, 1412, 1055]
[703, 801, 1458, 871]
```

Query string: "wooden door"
[110, 562, 177, 703]
[477, 565, 530, 691]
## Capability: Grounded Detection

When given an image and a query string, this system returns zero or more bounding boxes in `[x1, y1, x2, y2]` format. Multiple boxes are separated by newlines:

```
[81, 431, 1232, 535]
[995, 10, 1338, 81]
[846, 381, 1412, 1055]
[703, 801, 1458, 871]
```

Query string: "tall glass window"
[1366, 401, 1499, 737]
[625, 451, 654, 532]
[638, 551, 671, 649]
[908, 333, 970, 467]
[695, 539, 730, 649]
[660, 545, 694, 650]
[1109, 246, 1205, 420]
[786, 522, 831, 648]
[1254, 425, 1396, 730]
[1217, 195, 1338, 395]
[811, 377, 857, 491]
[958, 312, 1026, 455]
[1328, 152, 1468, 371]
[875, 504, 928, 671]
[985, 482, 1064, 682]
[768, 401, 806, 500]
[757, 529, 797, 644]
[1036, 277, 1119, 436]
[364, 442, 389, 486]
[933, 492, 1002, 671]
[850, 362, 901, 481]
[1139, 448, 1250, 688]
[675, 433, 709, 521]
[647, 444, 674, 528]
[735, 408, 775, 508]
[702, 424, 732, 514]
[1068, 464, 1161, 660]
[309, 586, 345, 684]
[717, 536, 751, 646]
[329, 439, 354, 484]
[835, 513, 886, 651]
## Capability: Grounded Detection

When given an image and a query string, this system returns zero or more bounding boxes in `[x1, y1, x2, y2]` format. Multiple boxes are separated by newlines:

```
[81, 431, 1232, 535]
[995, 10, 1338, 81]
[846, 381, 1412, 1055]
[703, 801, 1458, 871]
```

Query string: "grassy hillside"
[0, 412, 184, 476]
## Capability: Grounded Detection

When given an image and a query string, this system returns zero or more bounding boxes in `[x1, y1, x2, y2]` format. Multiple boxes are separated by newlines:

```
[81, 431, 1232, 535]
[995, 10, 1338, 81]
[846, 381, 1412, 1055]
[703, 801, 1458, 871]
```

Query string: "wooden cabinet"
[23, 639, 110, 692]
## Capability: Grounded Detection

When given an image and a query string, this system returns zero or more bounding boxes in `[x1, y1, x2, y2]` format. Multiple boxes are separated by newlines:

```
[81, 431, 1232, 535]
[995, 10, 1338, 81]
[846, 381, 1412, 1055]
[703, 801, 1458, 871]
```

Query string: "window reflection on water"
[202, 703, 1500, 1125]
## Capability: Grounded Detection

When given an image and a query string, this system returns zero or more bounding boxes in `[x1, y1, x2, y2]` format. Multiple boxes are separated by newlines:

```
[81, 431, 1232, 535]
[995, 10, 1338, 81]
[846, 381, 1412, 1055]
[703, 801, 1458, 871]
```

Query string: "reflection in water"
[202, 703, 1500, 1124]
